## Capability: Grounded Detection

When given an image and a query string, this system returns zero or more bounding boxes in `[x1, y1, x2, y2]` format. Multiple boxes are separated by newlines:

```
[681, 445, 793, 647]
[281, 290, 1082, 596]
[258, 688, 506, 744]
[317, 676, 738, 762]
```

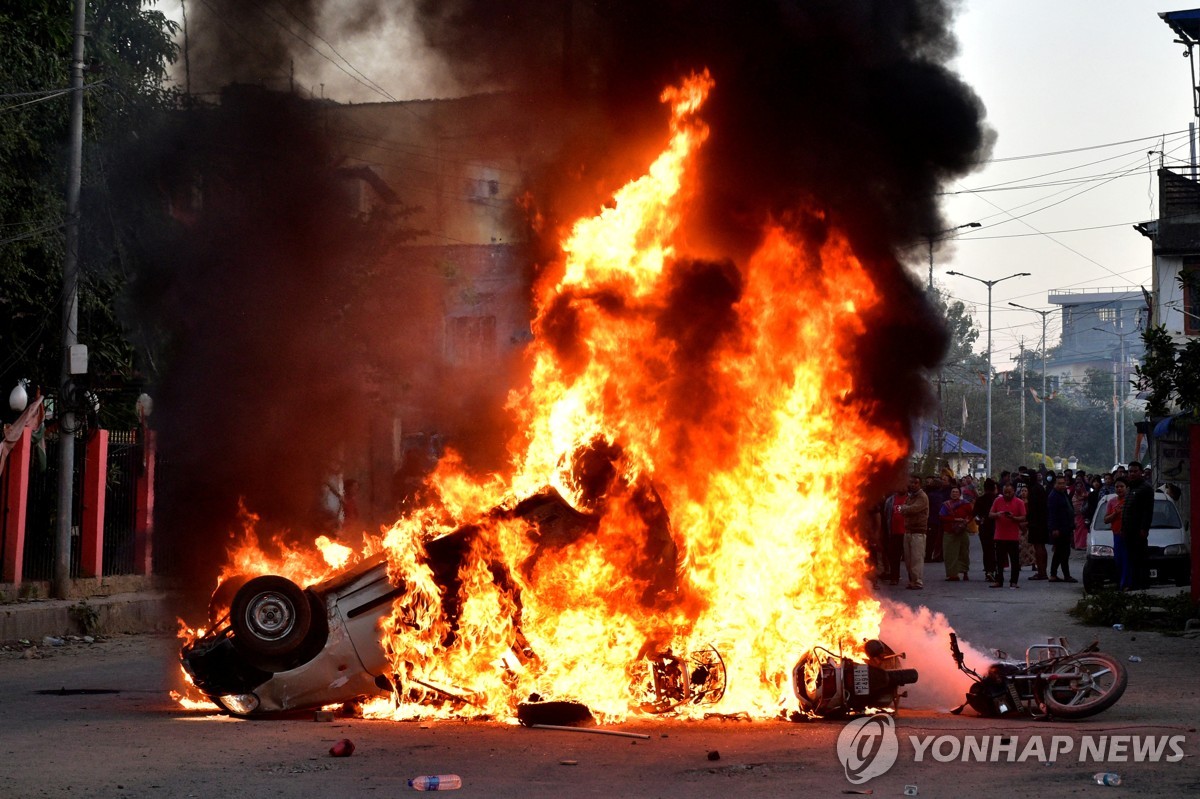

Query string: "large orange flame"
[364, 71, 909, 721]
[190, 71, 912, 722]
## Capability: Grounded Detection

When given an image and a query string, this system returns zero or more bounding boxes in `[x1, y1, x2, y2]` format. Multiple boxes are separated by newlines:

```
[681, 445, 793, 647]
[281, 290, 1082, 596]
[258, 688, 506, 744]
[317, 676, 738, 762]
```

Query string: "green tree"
[1132, 325, 1175, 418]
[1082, 367, 1115, 410]
[0, 2, 178, 424]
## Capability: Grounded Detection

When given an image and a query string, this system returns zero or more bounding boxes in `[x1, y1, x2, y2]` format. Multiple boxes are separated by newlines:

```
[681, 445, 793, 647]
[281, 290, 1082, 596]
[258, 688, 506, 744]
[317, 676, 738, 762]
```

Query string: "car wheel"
[230, 576, 313, 669]
[1081, 561, 1104, 594]
[1175, 565, 1192, 588]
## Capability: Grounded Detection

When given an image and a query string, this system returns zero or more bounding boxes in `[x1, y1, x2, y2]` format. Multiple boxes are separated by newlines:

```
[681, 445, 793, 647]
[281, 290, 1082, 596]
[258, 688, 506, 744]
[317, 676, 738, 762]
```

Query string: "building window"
[1184, 260, 1200, 335]
[447, 316, 496, 365]
[1097, 308, 1117, 324]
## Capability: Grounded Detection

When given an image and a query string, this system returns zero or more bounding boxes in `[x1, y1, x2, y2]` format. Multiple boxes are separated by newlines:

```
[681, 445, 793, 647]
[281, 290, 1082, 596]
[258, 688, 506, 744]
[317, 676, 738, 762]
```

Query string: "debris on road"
[409, 774, 462, 791]
[516, 699, 595, 727]
[526, 723, 650, 740]
[329, 738, 355, 757]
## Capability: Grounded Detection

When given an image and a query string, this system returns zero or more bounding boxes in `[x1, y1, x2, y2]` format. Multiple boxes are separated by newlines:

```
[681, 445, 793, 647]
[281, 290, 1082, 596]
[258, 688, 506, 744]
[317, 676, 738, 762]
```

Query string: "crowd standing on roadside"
[868, 460, 1170, 592]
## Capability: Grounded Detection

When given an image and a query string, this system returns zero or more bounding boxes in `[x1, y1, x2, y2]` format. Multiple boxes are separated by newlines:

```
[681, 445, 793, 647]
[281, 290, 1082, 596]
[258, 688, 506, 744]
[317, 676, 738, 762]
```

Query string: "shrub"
[1070, 589, 1198, 631]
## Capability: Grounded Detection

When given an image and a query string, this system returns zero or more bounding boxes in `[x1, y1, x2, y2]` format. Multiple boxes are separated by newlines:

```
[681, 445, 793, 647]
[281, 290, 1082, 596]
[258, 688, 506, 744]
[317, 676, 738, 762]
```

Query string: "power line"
[975, 129, 1191, 165]
[0, 89, 70, 113]
[0, 220, 65, 247]
[951, 131, 1193, 194]
[267, 0, 396, 102]
[249, 1, 396, 103]
[947, 183, 1140, 287]
[960, 148, 1166, 233]
[952, 206, 1200, 240]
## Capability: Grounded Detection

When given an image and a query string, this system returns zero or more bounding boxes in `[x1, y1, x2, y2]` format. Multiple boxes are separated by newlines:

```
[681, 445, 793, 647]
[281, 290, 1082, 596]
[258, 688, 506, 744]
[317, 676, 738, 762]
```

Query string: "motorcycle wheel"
[1041, 652, 1128, 719]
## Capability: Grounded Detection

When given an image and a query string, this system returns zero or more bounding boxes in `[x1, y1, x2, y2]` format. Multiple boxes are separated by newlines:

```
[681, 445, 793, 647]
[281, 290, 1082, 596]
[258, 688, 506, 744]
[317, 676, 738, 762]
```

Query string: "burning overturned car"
[182, 452, 733, 719]
[177, 70, 937, 723]
[183, 488, 597, 716]
[180, 461, 911, 720]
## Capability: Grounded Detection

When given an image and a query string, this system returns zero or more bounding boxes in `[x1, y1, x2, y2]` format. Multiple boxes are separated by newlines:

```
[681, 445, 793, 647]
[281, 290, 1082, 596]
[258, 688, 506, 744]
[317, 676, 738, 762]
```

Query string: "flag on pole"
[1029, 387, 1040, 404]
[962, 394, 968, 427]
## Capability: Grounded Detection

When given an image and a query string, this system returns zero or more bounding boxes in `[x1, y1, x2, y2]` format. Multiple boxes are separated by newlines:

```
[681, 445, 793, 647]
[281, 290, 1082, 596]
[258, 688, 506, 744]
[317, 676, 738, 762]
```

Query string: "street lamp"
[1009, 302, 1054, 467]
[927, 222, 982, 291]
[946, 269, 1030, 477]
[925, 221, 980, 472]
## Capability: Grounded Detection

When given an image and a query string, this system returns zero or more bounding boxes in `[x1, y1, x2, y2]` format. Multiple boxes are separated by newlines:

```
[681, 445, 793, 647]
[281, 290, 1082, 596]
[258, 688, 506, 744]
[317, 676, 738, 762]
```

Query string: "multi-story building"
[1045, 287, 1147, 403]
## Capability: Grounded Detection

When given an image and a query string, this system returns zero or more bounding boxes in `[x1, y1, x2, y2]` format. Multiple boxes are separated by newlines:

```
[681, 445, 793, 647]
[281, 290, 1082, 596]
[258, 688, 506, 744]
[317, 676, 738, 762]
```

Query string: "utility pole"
[1017, 340, 1026, 457]
[1113, 333, 1123, 460]
[1092, 326, 1140, 466]
[926, 221, 980, 475]
[948, 270, 1030, 477]
[54, 0, 87, 598]
[1112, 361, 1119, 467]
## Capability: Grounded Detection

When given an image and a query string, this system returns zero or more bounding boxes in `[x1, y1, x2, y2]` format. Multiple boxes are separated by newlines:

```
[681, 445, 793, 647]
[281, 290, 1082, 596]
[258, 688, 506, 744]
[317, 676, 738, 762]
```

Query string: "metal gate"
[21, 432, 85, 580]
[103, 430, 140, 575]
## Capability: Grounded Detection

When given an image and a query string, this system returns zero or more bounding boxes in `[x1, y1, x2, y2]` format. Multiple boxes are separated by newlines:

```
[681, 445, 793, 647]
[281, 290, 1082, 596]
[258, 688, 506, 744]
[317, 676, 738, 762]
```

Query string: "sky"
[939, 0, 1195, 367]
[156, 1, 1197, 367]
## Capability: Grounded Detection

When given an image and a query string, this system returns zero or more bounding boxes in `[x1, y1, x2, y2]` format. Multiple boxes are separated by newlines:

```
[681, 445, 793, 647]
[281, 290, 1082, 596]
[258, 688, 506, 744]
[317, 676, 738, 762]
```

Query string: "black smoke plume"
[130, 0, 990, 602]
[121, 88, 396, 603]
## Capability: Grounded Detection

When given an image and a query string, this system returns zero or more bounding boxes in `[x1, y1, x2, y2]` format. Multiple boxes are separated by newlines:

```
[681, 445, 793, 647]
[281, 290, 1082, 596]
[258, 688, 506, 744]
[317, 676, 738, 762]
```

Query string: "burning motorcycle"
[792, 639, 918, 717]
[949, 633, 1128, 720]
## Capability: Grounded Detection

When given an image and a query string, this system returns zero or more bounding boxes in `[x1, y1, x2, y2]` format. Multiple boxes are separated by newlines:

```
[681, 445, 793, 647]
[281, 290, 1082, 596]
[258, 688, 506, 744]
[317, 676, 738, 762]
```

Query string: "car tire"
[1175, 565, 1192, 588]
[1081, 561, 1104, 594]
[230, 576, 314, 670]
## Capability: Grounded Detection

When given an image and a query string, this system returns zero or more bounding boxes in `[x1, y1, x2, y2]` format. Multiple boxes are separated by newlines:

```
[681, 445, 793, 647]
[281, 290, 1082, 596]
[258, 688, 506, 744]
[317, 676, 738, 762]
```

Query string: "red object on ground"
[329, 739, 355, 757]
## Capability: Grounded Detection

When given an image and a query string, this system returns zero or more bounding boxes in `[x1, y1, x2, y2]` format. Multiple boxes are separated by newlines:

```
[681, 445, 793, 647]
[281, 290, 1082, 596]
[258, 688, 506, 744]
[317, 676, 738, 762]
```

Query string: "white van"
[1082, 490, 1191, 592]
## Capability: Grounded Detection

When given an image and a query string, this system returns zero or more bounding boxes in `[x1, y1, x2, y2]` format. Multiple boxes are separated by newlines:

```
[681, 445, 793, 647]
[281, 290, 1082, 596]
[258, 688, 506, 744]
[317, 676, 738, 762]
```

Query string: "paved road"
[2, 547, 1197, 798]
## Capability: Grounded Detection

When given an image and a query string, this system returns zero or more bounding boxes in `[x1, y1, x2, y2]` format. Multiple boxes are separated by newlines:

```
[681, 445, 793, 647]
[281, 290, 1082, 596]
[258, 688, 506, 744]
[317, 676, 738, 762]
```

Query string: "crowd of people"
[870, 462, 1162, 592]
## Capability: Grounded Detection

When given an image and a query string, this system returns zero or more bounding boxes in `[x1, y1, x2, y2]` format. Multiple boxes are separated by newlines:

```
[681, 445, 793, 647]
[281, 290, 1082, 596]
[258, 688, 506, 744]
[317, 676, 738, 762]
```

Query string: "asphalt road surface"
[2, 549, 1197, 798]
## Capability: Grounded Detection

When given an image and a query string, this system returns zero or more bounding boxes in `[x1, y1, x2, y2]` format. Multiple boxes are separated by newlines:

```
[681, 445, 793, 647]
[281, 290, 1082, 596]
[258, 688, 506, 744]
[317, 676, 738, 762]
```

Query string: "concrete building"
[1138, 167, 1200, 343]
[1045, 287, 1146, 403]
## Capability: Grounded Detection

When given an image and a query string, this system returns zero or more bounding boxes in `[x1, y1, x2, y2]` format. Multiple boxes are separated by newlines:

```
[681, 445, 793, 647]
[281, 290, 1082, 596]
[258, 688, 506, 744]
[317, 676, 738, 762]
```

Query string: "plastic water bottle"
[1093, 772, 1122, 786]
[409, 774, 462, 791]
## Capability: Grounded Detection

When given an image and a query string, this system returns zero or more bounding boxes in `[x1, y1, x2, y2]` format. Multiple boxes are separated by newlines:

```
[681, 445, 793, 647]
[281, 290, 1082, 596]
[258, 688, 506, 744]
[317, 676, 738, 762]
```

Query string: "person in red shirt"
[1104, 478, 1130, 590]
[989, 482, 1027, 589]
[883, 489, 907, 586]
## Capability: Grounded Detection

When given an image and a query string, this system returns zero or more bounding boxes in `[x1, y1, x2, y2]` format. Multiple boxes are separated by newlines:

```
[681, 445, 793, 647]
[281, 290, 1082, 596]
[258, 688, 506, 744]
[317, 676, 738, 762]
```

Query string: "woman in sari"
[1016, 483, 1035, 569]
[1071, 479, 1090, 550]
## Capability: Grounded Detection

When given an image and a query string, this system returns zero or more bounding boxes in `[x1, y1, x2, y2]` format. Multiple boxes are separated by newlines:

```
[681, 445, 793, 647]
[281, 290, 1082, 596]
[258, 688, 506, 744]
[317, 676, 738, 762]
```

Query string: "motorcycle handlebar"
[949, 633, 964, 666]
